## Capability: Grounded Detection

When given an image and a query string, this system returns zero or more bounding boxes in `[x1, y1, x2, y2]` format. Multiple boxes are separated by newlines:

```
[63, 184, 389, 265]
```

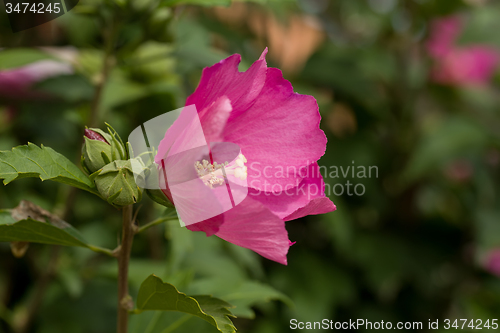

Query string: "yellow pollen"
[194, 153, 248, 188]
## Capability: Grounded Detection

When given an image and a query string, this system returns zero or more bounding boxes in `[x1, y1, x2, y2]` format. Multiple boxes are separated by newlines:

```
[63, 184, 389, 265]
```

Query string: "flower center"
[194, 154, 247, 188]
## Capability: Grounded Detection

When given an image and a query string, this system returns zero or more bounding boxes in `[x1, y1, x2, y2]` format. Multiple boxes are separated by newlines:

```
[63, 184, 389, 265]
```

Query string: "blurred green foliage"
[1, 0, 500, 332]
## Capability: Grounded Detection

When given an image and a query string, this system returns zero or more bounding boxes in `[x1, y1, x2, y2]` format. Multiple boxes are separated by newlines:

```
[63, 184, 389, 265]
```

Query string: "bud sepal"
[93, 159, 143, 207]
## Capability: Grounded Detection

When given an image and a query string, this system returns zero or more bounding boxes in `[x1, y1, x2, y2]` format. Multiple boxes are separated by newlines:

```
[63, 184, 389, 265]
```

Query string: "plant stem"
[88, 244, 118, 257]
[136, 215, 178, 234]
[117, 205, 134, 333]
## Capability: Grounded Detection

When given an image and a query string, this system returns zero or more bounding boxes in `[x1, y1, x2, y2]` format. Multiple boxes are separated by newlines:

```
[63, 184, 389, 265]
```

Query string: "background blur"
[1, 0, 500, 332]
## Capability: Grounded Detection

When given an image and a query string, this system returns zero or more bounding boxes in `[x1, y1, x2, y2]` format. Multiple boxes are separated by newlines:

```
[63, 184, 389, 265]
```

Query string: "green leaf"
[0, 210, 89, 247]
[0, 48, 54, 70]
[136, 275, 236, 333]
[189, 296, 236, 333]
[0, 210, 15, 225]
[0, 202, 114, 256]
[0, 143, 98, 195]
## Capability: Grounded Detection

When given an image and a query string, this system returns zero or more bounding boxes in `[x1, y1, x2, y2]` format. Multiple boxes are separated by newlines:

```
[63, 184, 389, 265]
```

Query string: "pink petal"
[248, 163, 336, 220]
[222, 67, 327, 192]
[284, 197, 336, 221]
[200, 96, 233, 143]
[186, 50, 268, 123]
[155, 104, 208, 165]
[188, 196, 292, 265]
[158, 142, 244, 226]
[186, 213, 223, 237]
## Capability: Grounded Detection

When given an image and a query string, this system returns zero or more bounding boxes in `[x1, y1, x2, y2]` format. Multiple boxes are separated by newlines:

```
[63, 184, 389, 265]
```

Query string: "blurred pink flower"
[432, 47, 499, 85]
[426, 16, 463, 58]
[157, 49, 336, 264]
[484, 249, 500, 277]
[0, 60, 72, 99]
[427, 16, 500, 86]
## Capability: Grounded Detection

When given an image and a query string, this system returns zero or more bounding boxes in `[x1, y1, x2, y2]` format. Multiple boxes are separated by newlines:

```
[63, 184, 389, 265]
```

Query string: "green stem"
[87, 244, 117, 257]
[117, 205, 135, 333]
[136, 214, 178, 234]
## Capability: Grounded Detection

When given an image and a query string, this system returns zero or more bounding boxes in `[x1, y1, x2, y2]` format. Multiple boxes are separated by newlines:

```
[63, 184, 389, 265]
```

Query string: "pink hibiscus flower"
[155, 49, 336, 265]
[426, 15, 500, 86]
[426, 15, 463, 59]
[0, 60, 72, 99]
[431, 47, 499, 85]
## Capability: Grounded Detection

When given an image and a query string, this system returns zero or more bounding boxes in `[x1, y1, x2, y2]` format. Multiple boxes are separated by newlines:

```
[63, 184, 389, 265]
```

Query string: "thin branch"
[87, 244, 118, 257]
[117, 205, 135, 333]
[136, 214, 178, 234]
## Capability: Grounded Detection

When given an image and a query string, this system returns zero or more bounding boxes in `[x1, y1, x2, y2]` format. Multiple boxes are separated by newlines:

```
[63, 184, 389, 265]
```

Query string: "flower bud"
[81, 127, 127, 175]
[82, 130, 112, 174]
[84, 128, 108, 143]
[93, 160, 143, 207]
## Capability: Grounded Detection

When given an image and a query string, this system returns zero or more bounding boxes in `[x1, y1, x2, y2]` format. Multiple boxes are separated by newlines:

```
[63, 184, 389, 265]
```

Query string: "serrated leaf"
[136, 275, 236, 333]
[0, 143, 98, 195]
[191, 295, 237, 332]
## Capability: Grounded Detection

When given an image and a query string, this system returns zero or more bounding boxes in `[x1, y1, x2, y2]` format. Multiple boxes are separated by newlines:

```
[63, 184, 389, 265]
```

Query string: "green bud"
[82, 138, 112, 174]
[81, 126, 127, 174]
[94, 160, 143, 207]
